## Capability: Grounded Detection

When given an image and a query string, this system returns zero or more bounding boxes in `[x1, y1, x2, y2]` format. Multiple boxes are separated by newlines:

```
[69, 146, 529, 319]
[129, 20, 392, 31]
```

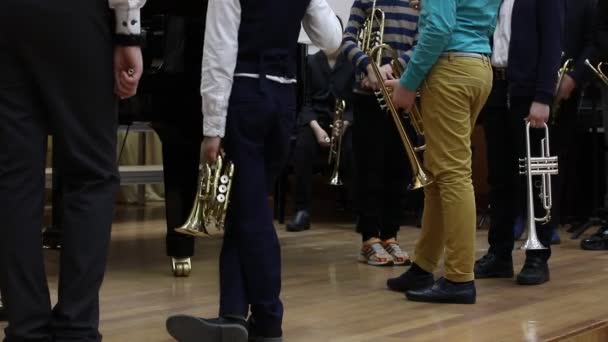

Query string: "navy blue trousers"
[219, 77, 295, 337]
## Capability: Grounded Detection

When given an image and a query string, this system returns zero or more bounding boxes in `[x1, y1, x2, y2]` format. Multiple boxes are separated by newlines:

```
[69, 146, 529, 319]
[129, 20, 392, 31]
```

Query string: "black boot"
[474, 253, 514, 279]
[286, 210, 310, 232]
[166, 315, 248, 342]
[517, 257, 550, 285]
[0, 296, 6, 321]
[386, 263, 434, 292]
[406, 278, 476, 304]
[581, 227, 608, 250]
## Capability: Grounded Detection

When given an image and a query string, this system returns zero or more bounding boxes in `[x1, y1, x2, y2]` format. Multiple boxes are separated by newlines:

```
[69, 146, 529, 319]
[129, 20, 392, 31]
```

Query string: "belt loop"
[448, 52, 454, 62]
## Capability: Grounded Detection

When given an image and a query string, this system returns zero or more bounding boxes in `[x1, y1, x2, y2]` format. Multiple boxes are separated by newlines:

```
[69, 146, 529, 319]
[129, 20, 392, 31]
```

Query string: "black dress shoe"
[166, 315, 248, 342]
[386, 264, 434, 292]
[286, 210, 310, 232]
[406, 278, 476, 304]
[517, 257, 550, 285]
[0, 297, 6, 321]
[474, 253, 514, 279]
[581, 227, 608, 250]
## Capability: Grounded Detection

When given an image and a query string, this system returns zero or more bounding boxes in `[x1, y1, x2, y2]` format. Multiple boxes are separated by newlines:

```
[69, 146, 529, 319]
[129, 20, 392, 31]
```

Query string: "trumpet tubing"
[585, 59, 608, 86]
[368, 44, 433, 190]
[328, 99, 346, 186]
[518, 122, 558, 250]
[551, 58, 574, 124]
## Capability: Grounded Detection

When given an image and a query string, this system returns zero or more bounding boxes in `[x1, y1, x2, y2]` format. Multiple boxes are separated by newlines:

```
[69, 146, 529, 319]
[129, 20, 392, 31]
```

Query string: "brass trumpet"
[551, 58, 574, 124]
[357, 0, 431, 190]
[585, 59, 608, 86]
[175, 155, 235, 237]
[518, 122, 558, 250]
[328, 99, 346, 186]
[368, 44, 433, 190]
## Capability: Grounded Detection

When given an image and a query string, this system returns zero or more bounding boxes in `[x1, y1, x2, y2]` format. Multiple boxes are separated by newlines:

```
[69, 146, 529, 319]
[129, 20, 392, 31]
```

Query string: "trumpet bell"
[329, 169, 343, 186]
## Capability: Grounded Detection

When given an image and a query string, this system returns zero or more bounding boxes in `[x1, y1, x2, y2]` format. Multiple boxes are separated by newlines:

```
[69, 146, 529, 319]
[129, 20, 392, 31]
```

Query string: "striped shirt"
[341, 0, 419, 82]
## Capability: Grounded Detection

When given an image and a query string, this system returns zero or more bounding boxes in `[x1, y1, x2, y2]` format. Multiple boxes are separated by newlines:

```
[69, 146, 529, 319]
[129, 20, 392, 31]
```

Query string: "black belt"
[493, 67, 507, 81]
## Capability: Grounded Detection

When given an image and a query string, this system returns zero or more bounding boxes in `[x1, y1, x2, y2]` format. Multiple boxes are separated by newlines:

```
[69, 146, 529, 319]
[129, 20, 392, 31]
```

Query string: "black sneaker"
[474, 253, 514, 279]
[581, 227, 608, 250]
[286, 210, 310, 232]
[517, 257, 550, 285]
[166, 315, 248, 342]
[386, 263, 434, 292]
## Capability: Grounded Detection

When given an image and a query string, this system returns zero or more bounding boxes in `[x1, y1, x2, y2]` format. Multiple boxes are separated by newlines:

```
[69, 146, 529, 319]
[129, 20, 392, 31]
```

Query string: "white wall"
[298, 0, 354, 50]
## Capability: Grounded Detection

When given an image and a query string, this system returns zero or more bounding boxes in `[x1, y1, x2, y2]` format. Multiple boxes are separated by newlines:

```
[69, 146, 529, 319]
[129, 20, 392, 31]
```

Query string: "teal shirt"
[400, 0, 501, 91]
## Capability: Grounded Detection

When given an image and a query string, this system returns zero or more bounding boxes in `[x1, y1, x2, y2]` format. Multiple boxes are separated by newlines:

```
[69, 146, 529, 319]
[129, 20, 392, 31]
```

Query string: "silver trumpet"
[518, 122, 558, 250]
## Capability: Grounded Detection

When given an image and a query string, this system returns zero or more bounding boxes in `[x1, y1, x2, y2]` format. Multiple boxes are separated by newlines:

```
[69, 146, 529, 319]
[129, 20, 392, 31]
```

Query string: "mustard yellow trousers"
[413, 54, 493, 282]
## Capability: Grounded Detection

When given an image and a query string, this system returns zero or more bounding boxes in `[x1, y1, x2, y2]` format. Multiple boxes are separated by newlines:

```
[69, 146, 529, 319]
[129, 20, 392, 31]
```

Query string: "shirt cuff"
[400, 70, 422, 92]
[114, 7, 142, 35]
[203, 115, 227, 138]
[534, 92, 554, 106]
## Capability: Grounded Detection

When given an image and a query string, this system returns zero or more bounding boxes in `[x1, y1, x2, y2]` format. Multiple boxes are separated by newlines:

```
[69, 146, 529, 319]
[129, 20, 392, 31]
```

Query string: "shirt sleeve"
[535, 0, 564, 105]
[341, 0, 370, 73]
[302, 0, 343, 53]
[108, 0, 147, 35]
[400, 1, 457, 91]
[200, 0, 241, 138]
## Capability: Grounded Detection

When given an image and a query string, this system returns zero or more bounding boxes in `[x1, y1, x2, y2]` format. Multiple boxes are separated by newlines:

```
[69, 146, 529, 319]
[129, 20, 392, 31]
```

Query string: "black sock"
[444, 278, 474, 286]
[409, 263, 432, 276]
[361, 232, 378, 242]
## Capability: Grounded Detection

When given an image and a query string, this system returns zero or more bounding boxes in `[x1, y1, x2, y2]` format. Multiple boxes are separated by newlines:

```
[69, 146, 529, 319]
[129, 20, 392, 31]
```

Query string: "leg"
[223, 79, 293, 338]
[474, 80, 518, 279]
[484, 81, 518, 258]
[158, 130, 200, 259]
[352, 94, 385, 241]
[415, 57, 492, 282]
[380, 107, 411, 241]
[15, 2, 119, 339]
[0, 16, 52, 340]
[286, 125, 317, 232]
[352, 95, 395, 265]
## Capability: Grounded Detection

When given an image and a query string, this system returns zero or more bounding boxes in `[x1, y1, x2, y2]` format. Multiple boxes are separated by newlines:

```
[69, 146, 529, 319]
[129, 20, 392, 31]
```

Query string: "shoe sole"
[286, 225, 310, 232]
[406, 293, 476, 305]
[358, 255, 393, 266]
[166, 315, 248, 342]
[516, 275, 550, 286]
[392, 259, 412, 266]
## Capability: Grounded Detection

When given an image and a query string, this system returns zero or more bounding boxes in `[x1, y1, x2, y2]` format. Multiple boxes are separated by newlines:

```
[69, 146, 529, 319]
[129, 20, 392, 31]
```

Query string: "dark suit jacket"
[507, 0, 564, 104]
[564, 0, 597, 85]
[597, 0, 608, 57]
[298, 51, 355, 127]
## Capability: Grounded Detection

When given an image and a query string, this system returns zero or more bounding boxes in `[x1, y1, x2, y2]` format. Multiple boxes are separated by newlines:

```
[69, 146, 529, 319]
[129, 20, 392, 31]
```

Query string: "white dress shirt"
[491, 0, 515, 68]
[109, 0, 147, 35]
[201, 0, 343, 138]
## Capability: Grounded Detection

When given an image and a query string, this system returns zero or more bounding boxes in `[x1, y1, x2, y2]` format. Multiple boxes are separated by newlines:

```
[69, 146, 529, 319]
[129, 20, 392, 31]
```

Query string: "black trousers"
[219, 78, 295, 337]
[482, 80, 554, 262]
[553, 91, 583, 221]
[153, 73, 203, 258]
[0, 1, 118, 341]
[293, 122, 353, 211]
[352, 93, 410, 240]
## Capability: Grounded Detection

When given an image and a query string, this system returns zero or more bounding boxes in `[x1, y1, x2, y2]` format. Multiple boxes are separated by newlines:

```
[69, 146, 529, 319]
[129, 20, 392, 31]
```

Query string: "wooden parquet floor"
[1, 204, 607, 342]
